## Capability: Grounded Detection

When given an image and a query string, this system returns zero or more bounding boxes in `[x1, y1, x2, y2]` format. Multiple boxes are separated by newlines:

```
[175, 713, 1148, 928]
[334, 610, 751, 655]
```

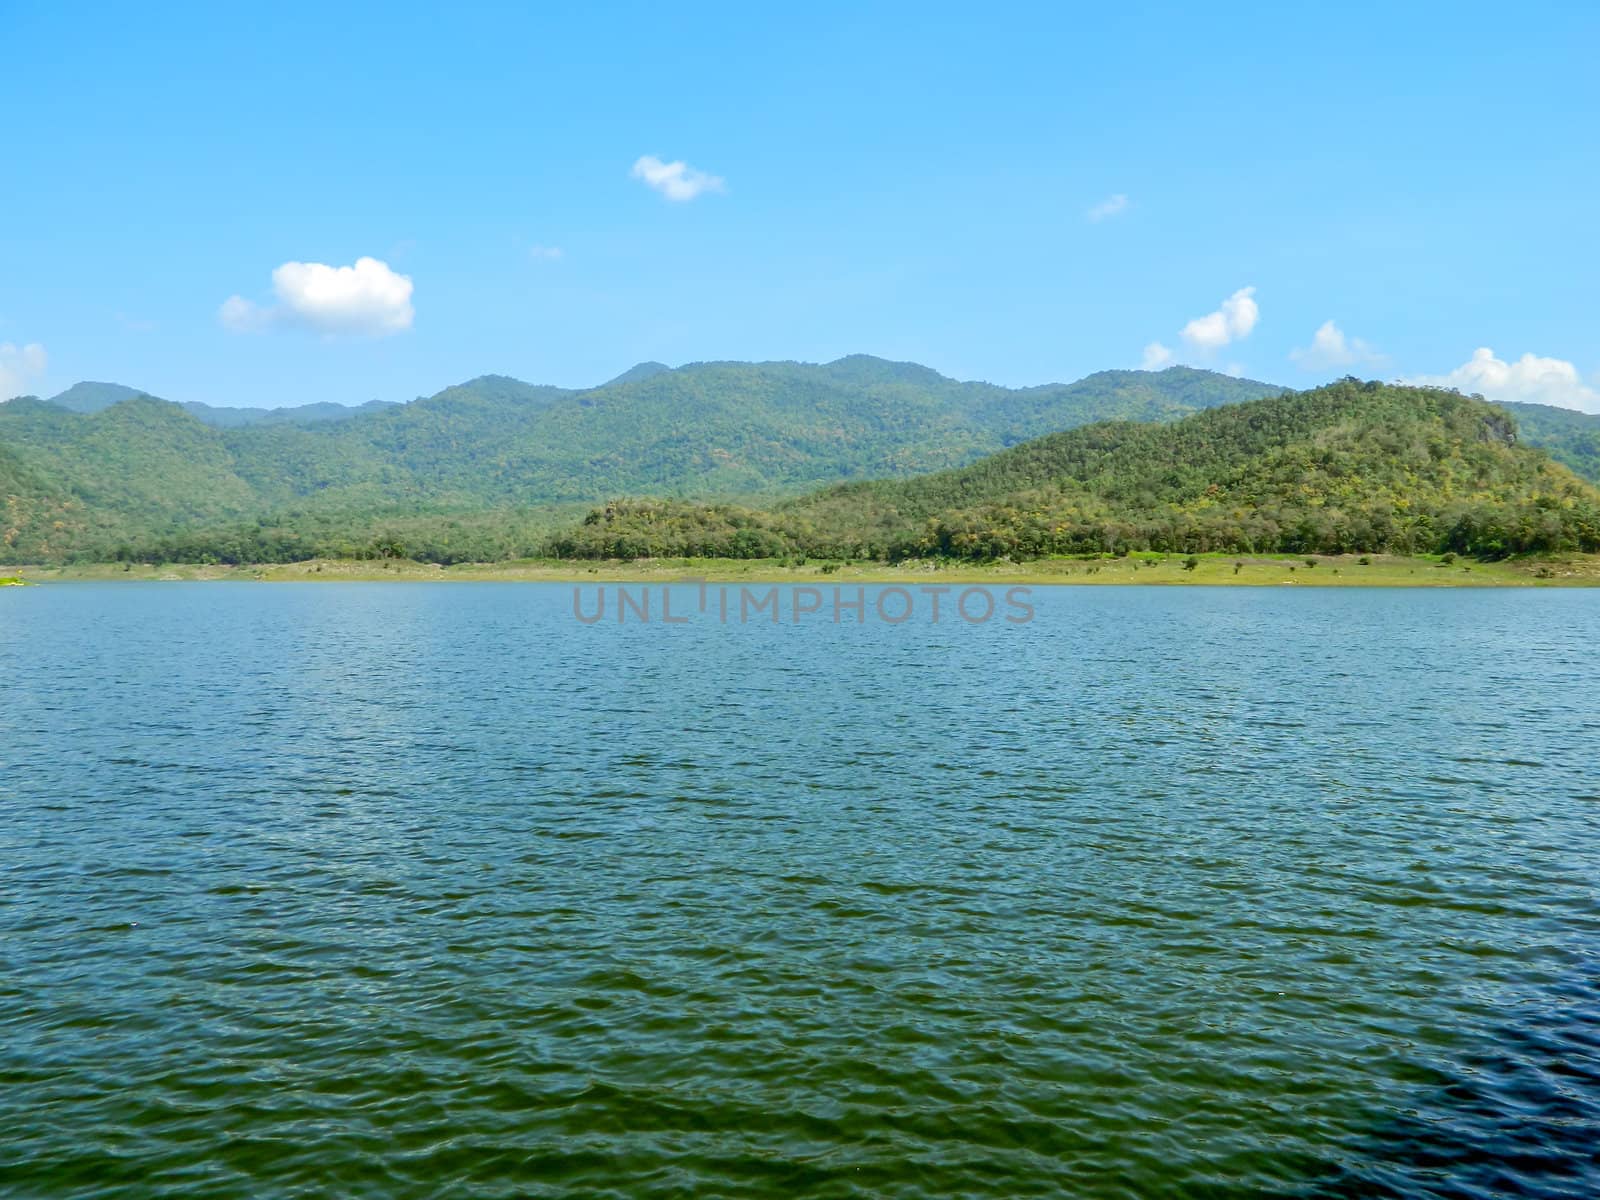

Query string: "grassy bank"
[11, 552, 1600, 586]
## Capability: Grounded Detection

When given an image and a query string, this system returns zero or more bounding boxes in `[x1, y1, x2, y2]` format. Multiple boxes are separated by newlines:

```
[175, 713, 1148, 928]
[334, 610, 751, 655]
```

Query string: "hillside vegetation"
[0, 358, 1279, 563]
[1501, 401, 1600, 483]
[45, 380, 400, 428]
[47, 369, 1600, 490]
[210, 359, 1281, 506]
[548, 380, 1600, 561]
[8, 362, 1595, 567]
[0, 440, 91, 561]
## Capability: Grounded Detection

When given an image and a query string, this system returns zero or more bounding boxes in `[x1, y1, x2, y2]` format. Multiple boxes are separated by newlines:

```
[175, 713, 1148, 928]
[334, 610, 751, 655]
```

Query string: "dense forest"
[0, 358, 1280, 563]
[44, 381, 400, 427]
[547, 381, 1600, 562]
[1499, 400, 1600, 483]
[5, 363, 1599, 565]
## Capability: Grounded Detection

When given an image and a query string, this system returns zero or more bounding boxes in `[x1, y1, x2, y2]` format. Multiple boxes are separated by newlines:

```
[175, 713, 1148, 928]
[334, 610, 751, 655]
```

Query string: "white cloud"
[0, 341, 48, 398]
[1180, 287, 1259, 350]
[1087, 193, 1129, 222]
[219, 295, 270, 333]
[220, 256, 414, 337]
[529, 245, 564, 261]
[273, 257, 414, 335]
[1289, 320, 1384, 371]
[1410, 348, 1600, 414]
[1141, 341, 1174, 370]
[631, 155, 726, 202]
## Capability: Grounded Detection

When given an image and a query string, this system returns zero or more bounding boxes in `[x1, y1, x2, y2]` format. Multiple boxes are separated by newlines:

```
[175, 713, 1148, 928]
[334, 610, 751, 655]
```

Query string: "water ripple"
[1, 584, 1597, 1198]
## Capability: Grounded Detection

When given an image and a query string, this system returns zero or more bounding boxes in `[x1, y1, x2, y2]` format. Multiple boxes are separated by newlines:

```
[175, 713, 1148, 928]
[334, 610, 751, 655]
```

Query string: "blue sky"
[2, 0, 1597, 410]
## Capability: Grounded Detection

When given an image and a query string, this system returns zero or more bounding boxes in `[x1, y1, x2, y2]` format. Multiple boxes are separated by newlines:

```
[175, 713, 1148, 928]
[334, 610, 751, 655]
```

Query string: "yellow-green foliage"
[553, 381, 1600, 561]
[0, 360, 1281, 564]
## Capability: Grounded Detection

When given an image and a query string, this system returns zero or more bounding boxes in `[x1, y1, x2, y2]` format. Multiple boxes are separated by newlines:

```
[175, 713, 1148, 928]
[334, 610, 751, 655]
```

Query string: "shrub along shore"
[11, 552, 1600, 587]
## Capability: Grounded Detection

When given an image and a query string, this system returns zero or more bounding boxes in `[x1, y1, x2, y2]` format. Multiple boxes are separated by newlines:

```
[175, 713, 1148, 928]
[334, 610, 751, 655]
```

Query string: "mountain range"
[552, 381, 1600, 562]
[0, 357, 1282, 562]
[45, 381, 401, 429]
[2, 357, 1598, 564]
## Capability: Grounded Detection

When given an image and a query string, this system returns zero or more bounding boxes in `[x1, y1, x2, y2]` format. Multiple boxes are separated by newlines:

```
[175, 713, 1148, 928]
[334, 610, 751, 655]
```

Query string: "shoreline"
[10, 552, 1600, 587]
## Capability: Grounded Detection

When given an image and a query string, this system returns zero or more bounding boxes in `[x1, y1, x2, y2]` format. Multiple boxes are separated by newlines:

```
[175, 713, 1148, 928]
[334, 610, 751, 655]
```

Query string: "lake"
[2, 583, 1598, 1198]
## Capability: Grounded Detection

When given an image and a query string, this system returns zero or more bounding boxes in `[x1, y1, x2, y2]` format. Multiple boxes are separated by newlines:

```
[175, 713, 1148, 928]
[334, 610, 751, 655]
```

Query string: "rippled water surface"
[3, 583, 1599, 1199]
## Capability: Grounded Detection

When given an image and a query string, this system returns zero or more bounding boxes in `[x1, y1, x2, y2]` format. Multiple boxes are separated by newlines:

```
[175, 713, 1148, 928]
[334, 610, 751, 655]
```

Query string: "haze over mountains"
[44, 380, 400, 428]
[2, 356, 1599, 564]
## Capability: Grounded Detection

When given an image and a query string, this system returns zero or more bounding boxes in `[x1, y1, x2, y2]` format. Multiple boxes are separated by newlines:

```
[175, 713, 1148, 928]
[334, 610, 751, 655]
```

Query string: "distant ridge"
[602, 361, 673, 387]
[33, 366, 1591, 483]
[182, 398, 401, 428]
[1500, 401, 1600, 483]
[32, 382, 398, 428]
[46, 381, 145, 413]
[0, 355, 1291, 563]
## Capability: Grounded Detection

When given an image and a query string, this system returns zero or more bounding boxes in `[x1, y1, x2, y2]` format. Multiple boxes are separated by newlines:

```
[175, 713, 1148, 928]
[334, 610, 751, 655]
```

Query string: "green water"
[2, 584, 1597, 1198]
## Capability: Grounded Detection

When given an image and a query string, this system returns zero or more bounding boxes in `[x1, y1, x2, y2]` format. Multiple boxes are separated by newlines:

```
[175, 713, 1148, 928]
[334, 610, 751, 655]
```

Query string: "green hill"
[1500, 401, 1600, 483]
[0, 396, 256, 523]
[0, 358, 1282, 562]
[184, 397, 400, 428]
[0, 439, 91, 561]
[45, 381, 147, 413]
[602, 361, 673, 387]
[549, 380, 1600, 561]
[40, 381, 400, 428]
[220, 359, 1282, 509]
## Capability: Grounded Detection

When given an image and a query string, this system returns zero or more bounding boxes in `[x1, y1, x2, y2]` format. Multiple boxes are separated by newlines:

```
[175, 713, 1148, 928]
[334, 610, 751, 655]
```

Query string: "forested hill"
[0, 358, 1281, 562]
[46, 382, 148, 413]
[33, 372, 1598, 486]
[549, 380, 1600, 561]
[44, 381, 400, 428]
[1500, 401, 1600, 483]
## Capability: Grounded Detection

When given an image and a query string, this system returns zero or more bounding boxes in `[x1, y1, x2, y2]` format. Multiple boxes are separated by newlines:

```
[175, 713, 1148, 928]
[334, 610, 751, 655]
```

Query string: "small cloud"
[529, 245, 564, 261]
[1180, 287, 1259, 350]
[631, 154, 726, 202]
[116, 312, 158, 334]
[1087, 193, 1129, 222]
[220, 256, 414, 337]
[1290, 320, 1384, 371]
[1409, 348, 1600, 414]
[219, 295, 271, 333]
[0, 341, 48, 398]
[1141, 341, 1174, 370]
